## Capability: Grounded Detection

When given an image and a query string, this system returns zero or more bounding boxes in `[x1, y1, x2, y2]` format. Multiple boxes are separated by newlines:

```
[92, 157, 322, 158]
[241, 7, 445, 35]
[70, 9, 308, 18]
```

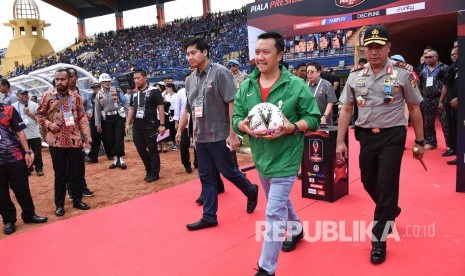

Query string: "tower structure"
[1, 0, 54, 76]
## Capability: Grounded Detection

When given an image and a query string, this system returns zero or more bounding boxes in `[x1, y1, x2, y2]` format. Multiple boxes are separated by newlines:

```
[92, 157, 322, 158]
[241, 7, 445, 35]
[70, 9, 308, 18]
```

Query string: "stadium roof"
[41, 0, 175, 20]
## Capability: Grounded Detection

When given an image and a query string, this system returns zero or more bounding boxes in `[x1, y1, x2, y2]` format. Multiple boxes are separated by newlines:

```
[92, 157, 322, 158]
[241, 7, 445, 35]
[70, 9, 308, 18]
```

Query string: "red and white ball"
[248, 103, 284, 138]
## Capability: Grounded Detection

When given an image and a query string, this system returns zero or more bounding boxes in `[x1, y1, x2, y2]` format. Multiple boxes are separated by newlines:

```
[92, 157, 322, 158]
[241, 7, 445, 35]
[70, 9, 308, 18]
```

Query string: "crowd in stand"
[3, 8, 360, 80]
[5, 8, 249, 79]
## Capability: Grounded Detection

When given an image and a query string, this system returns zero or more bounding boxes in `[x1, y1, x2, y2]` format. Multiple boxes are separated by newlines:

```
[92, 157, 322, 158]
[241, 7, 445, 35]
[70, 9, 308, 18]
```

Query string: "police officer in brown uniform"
[336, 25, 425, 265]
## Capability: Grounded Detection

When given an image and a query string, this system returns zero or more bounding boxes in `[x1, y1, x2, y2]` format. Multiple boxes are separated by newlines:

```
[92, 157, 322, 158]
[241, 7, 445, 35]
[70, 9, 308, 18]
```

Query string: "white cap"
[99, 73, 111, 82]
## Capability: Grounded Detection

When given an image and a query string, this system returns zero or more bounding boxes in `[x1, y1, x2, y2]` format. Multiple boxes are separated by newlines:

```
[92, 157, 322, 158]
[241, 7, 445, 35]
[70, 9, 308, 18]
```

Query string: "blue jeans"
[258, 174, 300, 274]
[195, 140, 256, 222]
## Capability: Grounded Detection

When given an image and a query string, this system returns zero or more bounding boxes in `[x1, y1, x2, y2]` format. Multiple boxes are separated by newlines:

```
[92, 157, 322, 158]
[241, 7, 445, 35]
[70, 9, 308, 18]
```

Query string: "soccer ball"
[247, 102, 284, 138]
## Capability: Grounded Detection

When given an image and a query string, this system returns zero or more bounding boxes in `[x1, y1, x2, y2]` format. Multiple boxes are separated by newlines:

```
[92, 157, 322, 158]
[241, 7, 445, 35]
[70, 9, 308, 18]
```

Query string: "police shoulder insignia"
[408, 74, 417, 88]
[350, 66, 364, 73]
[394, 61, 413, 72]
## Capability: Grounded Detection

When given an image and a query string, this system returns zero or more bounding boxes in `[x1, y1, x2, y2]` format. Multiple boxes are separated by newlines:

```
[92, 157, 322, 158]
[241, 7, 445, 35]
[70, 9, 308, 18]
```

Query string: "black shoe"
[185, 166, 193, 173]
[448, 159, 457, 165]
[144, 172, 150, 181]
[68, 190, 73, 202]
[109, 162, 119, 169]
[85, 157, 98, 163]
[186, 218, 218, 231]
[442, 149, 455, 157]
[36, 169, 44, 176]
[282, 228, 304, 252]
[370, 246, 386, 264]
[195, 193, 204, 205]
[73, 201, 90, 210]
[146, 174, 160, 183]
[82, 189, 94, 197]
[119, 162, 127, 170]
[23, 214, 48, 224]
[395, 206, 402, 218]
[4, 222, 16, 235]
[247, 184, 259, 214]
[254, 266, 275, 276]
[55, 207, 65, 217]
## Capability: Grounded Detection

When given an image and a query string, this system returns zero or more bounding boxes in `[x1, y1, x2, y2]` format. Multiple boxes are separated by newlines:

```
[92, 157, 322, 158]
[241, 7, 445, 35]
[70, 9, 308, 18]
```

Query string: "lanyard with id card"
[194, 65, 213, 118]
[58, 95, 74, 126]
[17, 102, 30, 125]
[426, 66, 438, 87]
[136, 88, 148, 119]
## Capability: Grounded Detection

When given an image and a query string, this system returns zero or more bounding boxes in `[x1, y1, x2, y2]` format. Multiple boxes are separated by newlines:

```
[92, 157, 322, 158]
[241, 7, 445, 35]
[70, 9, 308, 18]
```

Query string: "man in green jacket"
[233, 32, 320, 276]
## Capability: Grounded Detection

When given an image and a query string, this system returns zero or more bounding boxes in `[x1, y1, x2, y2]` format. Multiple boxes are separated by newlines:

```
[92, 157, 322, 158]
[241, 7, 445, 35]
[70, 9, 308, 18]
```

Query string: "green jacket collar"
[249, 65, 293, 88]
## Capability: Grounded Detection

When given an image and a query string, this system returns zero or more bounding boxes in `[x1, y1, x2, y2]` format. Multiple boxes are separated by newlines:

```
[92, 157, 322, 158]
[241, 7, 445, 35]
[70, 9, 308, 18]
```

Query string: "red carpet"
[0, 127, 463, 276]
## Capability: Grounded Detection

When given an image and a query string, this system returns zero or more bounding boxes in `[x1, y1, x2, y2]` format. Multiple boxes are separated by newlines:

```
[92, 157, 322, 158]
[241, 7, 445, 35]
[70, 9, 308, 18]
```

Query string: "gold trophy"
[310, 140, 322, 162]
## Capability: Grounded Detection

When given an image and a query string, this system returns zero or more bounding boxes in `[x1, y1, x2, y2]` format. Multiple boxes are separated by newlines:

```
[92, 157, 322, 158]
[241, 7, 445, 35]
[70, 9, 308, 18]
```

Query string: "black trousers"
[65, 151, 88, 191]
[179, 128, 191, 168]
[0, 160, 36, 224]
[358, 126, 406, 247]
[446, 106, 458, 152]
[88, 119, 102, 161]
[421, 97, 449, 147]
[102, 114, 125, 158]
[133, 127, 160, 177]
[28, 137, 43, 171]
[49, 147, 84, 207]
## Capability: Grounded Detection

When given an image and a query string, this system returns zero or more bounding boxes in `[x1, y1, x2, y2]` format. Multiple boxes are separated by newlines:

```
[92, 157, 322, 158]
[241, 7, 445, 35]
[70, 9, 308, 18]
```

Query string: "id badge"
[194, 99, 204, 118]
[64, 111, 75, 126]
[136, 107, 145, 119]
[426, 77, 433, 87]
[23, 117, 30, 125]
[118, 107, 126, 118]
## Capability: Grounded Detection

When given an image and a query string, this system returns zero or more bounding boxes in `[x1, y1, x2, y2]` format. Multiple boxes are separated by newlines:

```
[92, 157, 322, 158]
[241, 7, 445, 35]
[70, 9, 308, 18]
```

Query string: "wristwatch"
[159, 124, 165, 126]
[414, 139, 425, 146]
[322, 114, 329, 118]
[292, 123, 300, 135]
[25, 150, 33, 155]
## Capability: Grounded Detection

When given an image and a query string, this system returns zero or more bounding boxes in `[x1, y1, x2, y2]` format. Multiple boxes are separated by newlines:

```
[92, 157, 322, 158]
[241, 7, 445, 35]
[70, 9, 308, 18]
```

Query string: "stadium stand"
[5, 7, 358, 81]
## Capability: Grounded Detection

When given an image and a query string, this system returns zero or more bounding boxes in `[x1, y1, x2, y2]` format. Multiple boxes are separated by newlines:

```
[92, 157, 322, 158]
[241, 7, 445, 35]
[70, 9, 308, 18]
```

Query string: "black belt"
[357, 126, 404, 134]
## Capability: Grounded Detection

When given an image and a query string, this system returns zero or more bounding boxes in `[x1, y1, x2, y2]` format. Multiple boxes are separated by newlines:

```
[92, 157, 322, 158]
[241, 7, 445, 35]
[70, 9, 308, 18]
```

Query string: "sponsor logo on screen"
[308, 188, 317, 194]
[321, 15, 352, 26]
[352, 9, 386, 20]
[310, 184, 324, 189]
[386, 2, 425, 15]
[317, 190, 326, 196]
[335, 0, 366, 8]
[294, 20, 322, 30]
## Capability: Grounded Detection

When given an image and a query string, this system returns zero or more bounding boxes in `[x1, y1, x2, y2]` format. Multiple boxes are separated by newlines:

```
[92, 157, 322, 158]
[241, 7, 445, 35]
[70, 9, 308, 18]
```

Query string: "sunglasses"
[307, 70, 317, 74]
[229, 64, 238, 67]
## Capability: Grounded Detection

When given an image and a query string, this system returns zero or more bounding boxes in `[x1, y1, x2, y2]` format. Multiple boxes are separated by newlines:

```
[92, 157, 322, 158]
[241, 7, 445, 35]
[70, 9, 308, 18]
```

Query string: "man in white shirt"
[13, 90, 44, 176]
[172, 74, 192, 173]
